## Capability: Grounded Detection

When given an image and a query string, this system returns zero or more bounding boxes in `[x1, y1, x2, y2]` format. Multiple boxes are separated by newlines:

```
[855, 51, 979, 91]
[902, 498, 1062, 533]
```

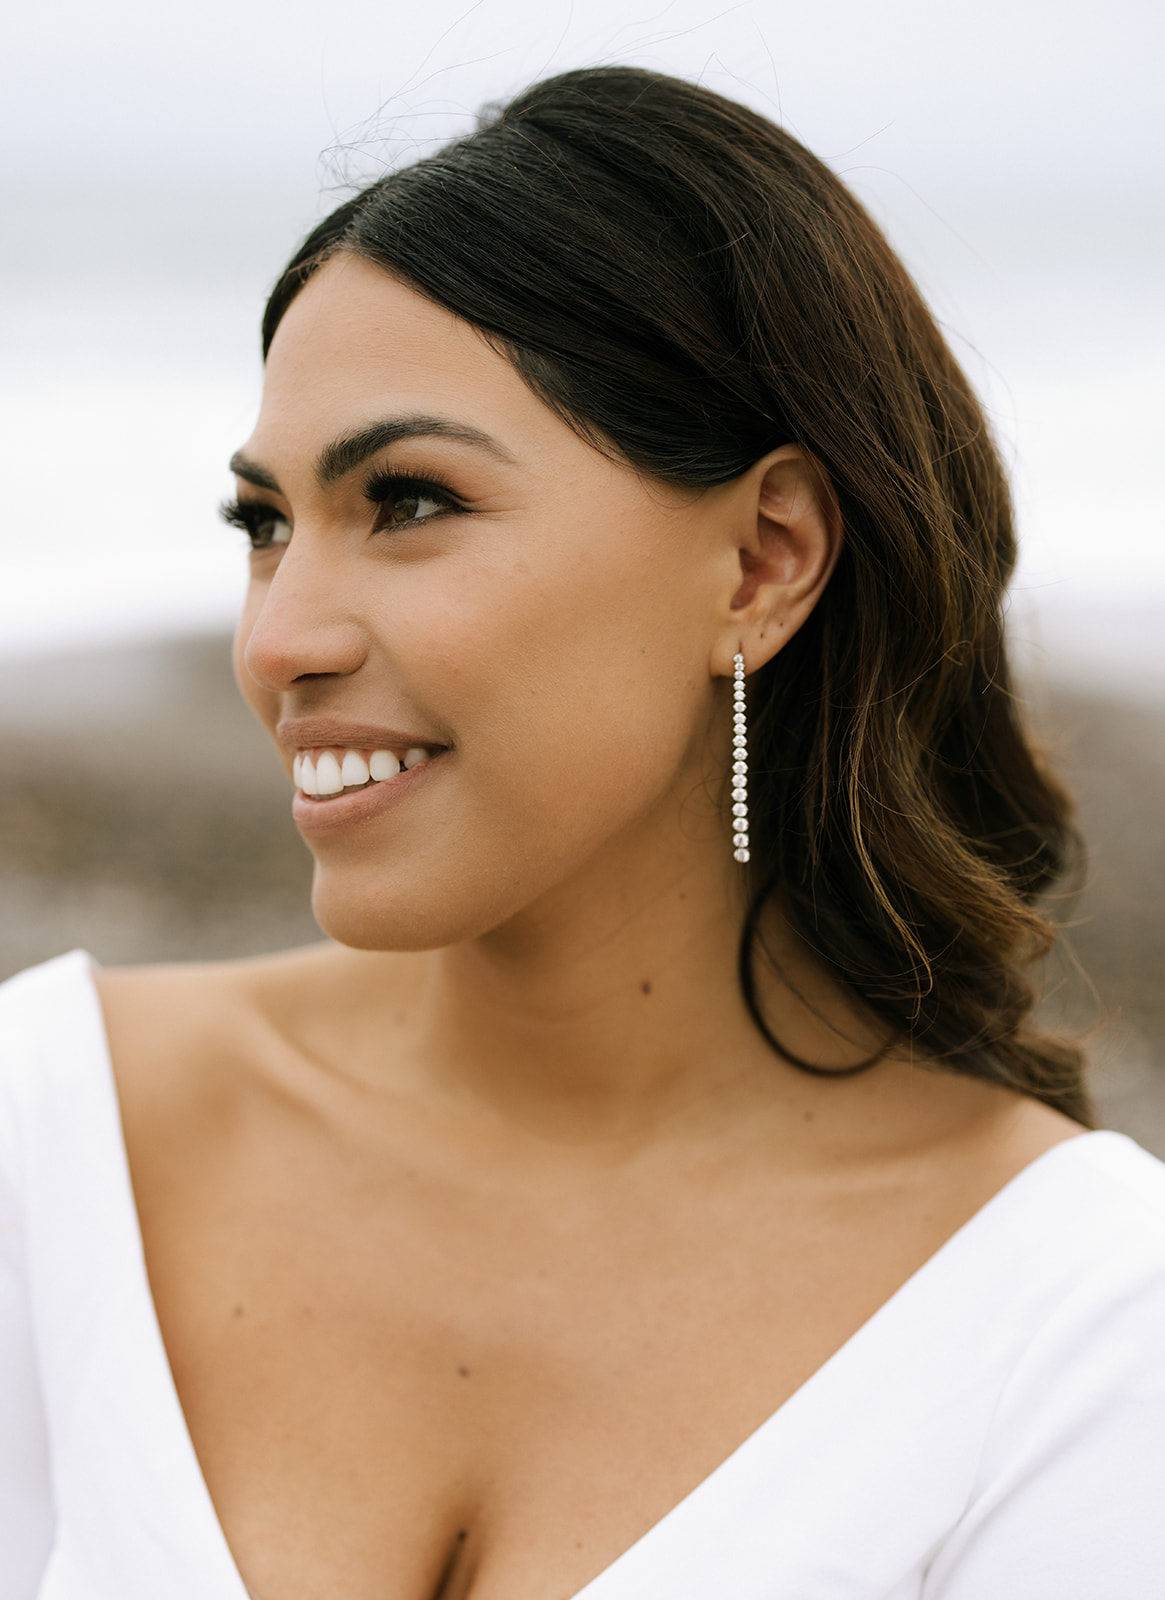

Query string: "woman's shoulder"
[0, 942, 333, 1041]
[92, 941, 394, 1105]
[1031, 1129, 1165, 1287]
[944, 1130, 1165, 1362]
[0, 947, 97, 1026]
[1056, 1127, 1165, 1218]
[0, 950, 106, 1116]
[93, 941, 337, 1037]
[0, 944, 334, 1124]
[1047, 1129, 1165, 1250]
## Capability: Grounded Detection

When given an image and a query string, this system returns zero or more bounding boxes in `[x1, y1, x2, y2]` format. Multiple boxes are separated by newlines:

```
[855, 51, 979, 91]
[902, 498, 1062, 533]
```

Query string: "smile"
[293, 746, 433, 799]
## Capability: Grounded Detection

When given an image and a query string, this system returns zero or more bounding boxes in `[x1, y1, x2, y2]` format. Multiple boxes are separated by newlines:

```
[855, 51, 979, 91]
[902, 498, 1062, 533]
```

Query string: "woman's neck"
[317, 840, 888, 1148]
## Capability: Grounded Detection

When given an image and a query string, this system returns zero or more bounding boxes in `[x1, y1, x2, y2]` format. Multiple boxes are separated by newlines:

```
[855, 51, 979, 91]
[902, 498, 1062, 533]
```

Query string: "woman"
[2, 65, 1163, 1600]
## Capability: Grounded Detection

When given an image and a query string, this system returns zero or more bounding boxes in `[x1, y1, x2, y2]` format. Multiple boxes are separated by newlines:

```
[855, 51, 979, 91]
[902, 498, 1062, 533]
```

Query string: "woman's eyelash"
[218, 498, 289, 548]
[362, 470, 462, 515]
[218, 472, 461, 551]
[219, 498, 258, 531]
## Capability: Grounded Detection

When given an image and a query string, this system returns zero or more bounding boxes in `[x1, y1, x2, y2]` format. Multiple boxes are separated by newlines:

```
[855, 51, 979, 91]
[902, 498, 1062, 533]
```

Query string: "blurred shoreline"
[1, 631, 1162, 1152]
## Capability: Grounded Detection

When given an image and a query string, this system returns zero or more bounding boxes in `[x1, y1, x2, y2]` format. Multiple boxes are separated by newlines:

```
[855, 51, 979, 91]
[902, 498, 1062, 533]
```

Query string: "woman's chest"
[134, 1133, 973, 1600]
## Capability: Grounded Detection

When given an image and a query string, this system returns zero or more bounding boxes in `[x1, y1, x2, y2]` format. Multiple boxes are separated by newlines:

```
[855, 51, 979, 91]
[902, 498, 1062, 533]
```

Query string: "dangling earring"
[731, 652, 750, 863]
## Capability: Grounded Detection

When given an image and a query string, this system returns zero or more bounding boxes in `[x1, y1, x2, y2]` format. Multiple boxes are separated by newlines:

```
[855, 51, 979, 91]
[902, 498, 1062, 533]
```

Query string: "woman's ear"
[711, 445, 842, 676]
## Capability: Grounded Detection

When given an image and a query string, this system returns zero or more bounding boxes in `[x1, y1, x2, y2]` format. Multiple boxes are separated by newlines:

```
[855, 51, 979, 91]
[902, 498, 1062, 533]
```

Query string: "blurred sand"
[1, 633, 1161, 1153]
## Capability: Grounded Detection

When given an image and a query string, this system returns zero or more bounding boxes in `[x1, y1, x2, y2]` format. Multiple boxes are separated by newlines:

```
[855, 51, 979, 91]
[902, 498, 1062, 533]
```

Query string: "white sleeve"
[924, 1239, 1165, 1597]
[0, 1017, 56, 1596]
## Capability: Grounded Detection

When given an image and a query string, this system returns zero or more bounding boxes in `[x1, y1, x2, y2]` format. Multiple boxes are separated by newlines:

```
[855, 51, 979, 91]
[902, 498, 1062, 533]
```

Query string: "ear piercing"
[732, 652, 750, 863]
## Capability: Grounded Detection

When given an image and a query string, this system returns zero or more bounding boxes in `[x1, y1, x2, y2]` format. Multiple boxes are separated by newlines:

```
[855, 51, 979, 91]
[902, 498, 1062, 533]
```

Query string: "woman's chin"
[307, 866, 529, 954]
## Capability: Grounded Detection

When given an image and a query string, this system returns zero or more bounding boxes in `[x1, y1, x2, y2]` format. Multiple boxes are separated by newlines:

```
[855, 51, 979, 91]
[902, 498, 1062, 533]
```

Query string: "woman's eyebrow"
[227, 416, 515, 497]
[228, 452, 282, 493]
[315, 415, 516, 485]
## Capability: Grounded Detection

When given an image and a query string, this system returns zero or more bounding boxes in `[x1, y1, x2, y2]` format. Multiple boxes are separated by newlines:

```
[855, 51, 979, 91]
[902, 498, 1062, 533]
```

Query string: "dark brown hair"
[263, 66, 1090, 1123]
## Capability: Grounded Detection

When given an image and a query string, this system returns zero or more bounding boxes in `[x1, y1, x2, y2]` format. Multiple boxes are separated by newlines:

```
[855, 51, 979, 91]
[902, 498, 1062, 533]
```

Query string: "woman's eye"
[247, 512, 291, 550]
[369, 477, 456, 532]
[220, 499, 291, 551]
[383, 491, 444, 527]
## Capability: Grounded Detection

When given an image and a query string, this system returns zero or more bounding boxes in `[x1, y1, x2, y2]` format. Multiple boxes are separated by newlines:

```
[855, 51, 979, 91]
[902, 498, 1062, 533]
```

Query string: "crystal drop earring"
[731, 652, 750, 863]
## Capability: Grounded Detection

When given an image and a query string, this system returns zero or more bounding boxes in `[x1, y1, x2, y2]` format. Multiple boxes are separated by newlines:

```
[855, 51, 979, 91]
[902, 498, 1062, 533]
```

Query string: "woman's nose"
[240, 542, 370, 692]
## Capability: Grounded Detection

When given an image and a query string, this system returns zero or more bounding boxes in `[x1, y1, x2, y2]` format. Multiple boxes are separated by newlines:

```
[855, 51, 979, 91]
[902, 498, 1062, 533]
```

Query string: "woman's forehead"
[266, 257, 512, 396]
[254, 255, 567, 465]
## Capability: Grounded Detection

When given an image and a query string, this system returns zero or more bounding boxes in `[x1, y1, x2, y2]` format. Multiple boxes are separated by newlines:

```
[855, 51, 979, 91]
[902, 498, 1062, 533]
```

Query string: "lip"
[291, 748, 445, 837]
[276, 716, 445, 755]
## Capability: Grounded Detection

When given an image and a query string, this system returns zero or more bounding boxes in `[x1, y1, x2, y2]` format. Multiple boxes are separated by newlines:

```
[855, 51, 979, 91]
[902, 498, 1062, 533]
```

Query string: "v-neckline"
[81, 954, 1098, 1600]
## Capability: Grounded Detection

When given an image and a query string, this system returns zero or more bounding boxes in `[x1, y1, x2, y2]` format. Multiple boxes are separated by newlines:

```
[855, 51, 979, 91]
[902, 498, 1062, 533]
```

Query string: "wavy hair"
[262, 66, 1090, 1124]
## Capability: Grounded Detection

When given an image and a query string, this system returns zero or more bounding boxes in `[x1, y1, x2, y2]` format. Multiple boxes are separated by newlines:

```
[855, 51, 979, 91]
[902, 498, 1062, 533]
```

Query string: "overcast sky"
[1, 0, 1162, 675]
[5, 0, 1161, 195]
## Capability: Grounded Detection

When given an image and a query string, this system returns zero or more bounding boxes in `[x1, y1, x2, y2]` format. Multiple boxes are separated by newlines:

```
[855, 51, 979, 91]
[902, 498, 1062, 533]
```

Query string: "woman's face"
[233, 253, 739, 950]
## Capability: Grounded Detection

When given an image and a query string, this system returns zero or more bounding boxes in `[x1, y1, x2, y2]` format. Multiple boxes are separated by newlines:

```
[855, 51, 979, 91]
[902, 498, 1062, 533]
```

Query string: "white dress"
[2, 950, 1165, 1600]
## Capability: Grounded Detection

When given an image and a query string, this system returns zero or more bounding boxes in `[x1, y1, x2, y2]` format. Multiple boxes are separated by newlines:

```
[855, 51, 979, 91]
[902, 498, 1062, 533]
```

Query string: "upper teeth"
[293, 747, 430, 796]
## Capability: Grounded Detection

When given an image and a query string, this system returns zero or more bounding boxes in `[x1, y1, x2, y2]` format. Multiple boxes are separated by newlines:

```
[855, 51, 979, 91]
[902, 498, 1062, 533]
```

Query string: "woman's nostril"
[240, 607, 370, 691]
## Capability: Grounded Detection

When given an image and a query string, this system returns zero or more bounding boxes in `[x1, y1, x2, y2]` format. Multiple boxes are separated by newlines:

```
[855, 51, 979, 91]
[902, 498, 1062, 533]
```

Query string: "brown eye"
[250, 512, 291, 549]
[382, 489, 447, 528]
[365, 469, 458, 532]
[219, 499, 292, 550]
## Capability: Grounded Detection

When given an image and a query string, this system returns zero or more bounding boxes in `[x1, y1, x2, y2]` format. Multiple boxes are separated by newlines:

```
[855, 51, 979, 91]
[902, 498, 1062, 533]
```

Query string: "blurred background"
[1, 0, 1162, 1145]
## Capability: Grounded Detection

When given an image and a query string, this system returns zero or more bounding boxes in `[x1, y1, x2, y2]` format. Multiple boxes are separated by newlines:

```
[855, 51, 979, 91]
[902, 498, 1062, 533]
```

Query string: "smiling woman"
[2, 66, 1164, 1600]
